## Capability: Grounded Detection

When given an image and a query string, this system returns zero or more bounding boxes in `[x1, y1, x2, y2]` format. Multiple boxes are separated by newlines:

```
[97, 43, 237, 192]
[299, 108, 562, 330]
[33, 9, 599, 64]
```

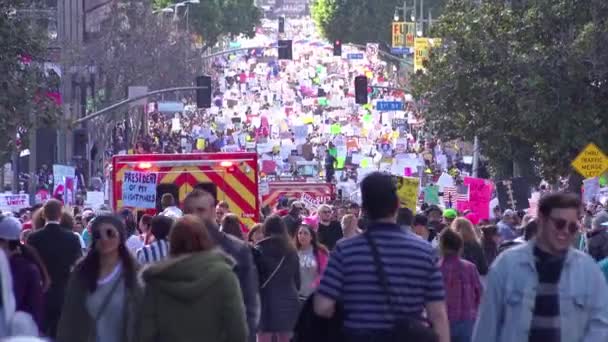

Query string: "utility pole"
[472, 135, 479, 177]
[420, 0, 424, 36]
[28, 111, 37, 203]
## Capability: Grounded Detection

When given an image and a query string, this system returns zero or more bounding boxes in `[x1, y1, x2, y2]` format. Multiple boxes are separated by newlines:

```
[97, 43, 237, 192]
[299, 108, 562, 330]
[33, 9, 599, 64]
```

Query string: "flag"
[443, 185, 469, 206]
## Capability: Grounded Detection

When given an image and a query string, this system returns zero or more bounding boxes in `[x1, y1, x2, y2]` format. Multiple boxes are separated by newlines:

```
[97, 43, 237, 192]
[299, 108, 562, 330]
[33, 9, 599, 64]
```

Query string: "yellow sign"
[392, 22, 405, 48]
[395, 176, 420, 214]
[571, 143, 608, 179]
[414, 38, 429, 71]
[414, 38, 442, 72]
[405, 22, 416, 47]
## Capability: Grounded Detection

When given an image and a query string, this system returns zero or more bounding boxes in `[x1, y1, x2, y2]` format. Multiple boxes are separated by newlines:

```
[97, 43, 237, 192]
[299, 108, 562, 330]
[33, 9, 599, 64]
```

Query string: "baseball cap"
[443, 209, 457, 220]
[0, 215, 23, 241]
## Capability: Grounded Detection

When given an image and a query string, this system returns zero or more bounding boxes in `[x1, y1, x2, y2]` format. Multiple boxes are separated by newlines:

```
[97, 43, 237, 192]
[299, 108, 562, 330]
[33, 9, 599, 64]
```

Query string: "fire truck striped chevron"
[112, 153, 259, 228]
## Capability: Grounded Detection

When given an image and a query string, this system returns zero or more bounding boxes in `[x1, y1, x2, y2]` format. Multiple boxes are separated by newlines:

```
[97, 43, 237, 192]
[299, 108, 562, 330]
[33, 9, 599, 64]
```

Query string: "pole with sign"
[392, 22, 405, 48]
[571, 143, 608, 179]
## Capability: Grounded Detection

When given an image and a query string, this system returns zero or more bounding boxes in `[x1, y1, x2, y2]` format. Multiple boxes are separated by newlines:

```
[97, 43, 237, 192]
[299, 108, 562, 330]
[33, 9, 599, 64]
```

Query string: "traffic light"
[196, 75, 212, 108]
[278, 40, 292, 60]
[354, 75, 368, 104]
[278, 17, 285, 33]
[333, 40, 342, 56]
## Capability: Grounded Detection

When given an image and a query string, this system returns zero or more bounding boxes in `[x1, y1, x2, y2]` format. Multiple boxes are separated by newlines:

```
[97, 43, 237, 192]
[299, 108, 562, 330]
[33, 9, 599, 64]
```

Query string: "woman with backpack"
[255, 215, 300, 342]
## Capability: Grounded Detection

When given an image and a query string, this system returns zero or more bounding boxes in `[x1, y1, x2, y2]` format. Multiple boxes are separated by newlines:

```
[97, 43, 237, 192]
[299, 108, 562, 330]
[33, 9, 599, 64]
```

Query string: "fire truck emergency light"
[138, 162, 152, 169]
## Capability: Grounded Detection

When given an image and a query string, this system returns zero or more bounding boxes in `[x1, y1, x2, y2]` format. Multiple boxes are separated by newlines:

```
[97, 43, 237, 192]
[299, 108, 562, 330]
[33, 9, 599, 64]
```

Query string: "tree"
[412, 0, 608, 185]
[0, 0, 60, 187]
[63, 0, 201, 171]
[153, 0, 261, 51]
[311, 0, 446, 45]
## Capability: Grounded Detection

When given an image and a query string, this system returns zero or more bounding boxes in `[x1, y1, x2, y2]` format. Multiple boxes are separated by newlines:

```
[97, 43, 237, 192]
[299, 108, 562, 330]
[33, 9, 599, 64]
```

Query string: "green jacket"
[138, 250, 247, 342]
[56, 265, 142, 342]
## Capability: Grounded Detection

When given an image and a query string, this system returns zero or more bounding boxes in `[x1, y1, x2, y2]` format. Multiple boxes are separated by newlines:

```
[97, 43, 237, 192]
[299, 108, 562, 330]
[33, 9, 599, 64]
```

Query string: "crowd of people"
[100, 18, 471, 204]
[2, 171, 608, 342]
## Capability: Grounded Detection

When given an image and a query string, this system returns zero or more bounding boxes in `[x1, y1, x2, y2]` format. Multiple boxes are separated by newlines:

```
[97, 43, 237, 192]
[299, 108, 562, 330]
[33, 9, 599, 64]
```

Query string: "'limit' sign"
[571, 143, 608, 179]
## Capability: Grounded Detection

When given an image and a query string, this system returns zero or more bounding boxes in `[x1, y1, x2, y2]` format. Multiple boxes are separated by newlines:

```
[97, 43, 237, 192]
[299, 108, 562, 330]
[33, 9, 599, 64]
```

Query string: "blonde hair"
[451, 217, 479, 243]
[317, 204, 332, 213]
[341, 214, 356, 229]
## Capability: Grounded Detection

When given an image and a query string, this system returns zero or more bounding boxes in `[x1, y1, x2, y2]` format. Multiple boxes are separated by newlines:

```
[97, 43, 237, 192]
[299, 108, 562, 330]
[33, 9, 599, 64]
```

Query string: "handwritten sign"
[0, 194, 30, 213]
[301, 193, 322, 211]
[395, 176, 420, 214]
[122, 171, 157, 208]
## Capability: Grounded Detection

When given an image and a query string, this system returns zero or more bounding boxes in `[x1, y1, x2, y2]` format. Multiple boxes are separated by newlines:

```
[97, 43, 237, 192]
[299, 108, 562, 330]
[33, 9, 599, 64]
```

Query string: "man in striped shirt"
[136, 215, 174, 264]
[314, 172, 450, 342]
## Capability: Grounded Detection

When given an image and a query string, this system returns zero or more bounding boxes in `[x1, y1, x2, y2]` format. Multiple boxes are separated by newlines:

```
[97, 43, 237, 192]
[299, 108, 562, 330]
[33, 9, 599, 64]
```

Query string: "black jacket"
[27, 223, 82, 337]
[207, 223, 260, 342]
[462, 241, 488, 276]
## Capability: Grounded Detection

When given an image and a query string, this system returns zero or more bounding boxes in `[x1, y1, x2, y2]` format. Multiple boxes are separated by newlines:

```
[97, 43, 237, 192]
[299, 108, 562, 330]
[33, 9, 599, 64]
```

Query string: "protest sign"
[122, 171, 158, 208]
[35, 189, 50, 204]
[301, 193, 322, 211]
[53, 164, 76, 205]
[330, 124, 341, 135]
[583, 177, 600, 203]
[395, 176, 420, 214]
[0, 194, 30, 213]
[85, 191, 105, 209]
[293, 125, 308, 142]
[423, 185, 440, 205]
[496, 177, 530, 211]
[463, 177, 493, 220]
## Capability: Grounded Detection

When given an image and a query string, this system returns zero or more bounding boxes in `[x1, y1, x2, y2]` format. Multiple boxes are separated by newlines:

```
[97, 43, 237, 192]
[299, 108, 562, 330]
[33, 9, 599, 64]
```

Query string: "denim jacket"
[472, 241, 608, 342]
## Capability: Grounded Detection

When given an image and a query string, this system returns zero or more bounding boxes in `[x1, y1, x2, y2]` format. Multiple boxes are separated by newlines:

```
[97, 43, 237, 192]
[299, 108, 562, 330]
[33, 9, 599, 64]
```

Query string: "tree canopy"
[311, 0, 445, 45]
[411, 0, 608, 183]
[153, 0, 261, 50]
[0, 0, 60, 167]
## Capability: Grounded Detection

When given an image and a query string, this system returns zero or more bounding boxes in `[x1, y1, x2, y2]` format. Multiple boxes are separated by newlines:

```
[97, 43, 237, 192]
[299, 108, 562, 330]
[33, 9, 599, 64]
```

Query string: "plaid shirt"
[439, 255, 483, 322]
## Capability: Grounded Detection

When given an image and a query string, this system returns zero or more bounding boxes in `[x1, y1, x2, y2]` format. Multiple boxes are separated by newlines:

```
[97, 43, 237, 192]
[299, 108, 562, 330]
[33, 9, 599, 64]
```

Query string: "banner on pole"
[392, 22, 405, 48]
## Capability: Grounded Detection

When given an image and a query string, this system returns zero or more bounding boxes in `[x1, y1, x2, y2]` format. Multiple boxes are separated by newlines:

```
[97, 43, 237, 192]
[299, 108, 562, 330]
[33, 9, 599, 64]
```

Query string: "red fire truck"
[111, 152, 259, 226]
[260, 177, 336, 210]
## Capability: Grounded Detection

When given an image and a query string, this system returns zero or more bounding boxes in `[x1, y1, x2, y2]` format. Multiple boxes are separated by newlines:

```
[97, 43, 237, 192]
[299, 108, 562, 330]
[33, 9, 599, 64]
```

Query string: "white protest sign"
[85, 191, 105, 210]
[256, 142, 273, 154]
[0, 194, 30, 213]
[293, 125, 308, 141]
[583, 177, 600, 203]
[436, 172, 455, 192]
[301, 193, 322, 211]
[122, 171, 157, 208]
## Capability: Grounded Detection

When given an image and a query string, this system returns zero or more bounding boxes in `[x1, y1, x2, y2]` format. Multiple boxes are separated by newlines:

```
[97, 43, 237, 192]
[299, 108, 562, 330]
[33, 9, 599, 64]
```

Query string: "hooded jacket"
[138, 250, 247, 342]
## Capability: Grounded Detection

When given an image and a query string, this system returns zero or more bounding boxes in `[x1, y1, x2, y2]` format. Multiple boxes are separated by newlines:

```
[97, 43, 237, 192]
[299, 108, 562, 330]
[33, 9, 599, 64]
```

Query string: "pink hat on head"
[302, 215, 319, 231]
[466, 213, 480, 225]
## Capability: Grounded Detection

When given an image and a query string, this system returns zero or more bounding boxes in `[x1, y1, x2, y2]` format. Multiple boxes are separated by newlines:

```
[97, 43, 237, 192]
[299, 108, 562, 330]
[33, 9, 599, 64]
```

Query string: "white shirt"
[125, 235, 144, 256]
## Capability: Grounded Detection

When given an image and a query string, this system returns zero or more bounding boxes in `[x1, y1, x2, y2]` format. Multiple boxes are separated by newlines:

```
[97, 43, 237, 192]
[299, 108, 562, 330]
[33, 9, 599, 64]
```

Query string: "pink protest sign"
[463, 177, 493, 220]
[456, 200, 470, 213]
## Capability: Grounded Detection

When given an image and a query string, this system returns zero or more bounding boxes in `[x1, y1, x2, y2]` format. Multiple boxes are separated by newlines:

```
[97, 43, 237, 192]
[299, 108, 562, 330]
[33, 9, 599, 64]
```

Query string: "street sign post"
[571, 143, 608, 179]
[347, 53, 364, 60]
[376, 101, 404, 111]
[390, 47, 410, 55]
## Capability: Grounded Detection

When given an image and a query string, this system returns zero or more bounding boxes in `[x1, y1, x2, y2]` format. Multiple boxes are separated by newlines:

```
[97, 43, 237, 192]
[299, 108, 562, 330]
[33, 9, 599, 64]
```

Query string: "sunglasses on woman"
[547, 216, 579, 234]
[92, 228, 119, 240]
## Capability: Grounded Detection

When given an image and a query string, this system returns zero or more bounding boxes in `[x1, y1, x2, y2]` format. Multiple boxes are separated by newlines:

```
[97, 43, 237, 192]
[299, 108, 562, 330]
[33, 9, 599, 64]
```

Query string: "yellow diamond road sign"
[571, 143, 608, 179]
